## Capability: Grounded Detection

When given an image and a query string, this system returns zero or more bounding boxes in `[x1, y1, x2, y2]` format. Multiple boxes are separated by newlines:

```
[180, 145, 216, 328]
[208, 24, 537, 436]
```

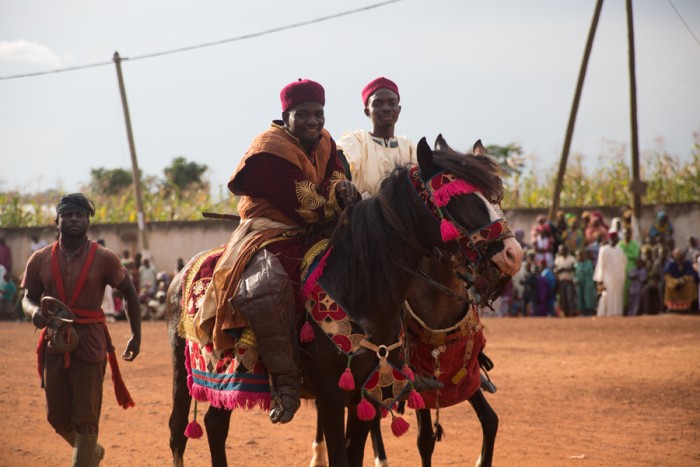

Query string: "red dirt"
[1, 314, 699, 466]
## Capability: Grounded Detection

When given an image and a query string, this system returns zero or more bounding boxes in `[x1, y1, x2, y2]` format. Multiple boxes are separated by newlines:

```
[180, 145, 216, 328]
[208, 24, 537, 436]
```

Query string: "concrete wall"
[2, 202, 698, 281]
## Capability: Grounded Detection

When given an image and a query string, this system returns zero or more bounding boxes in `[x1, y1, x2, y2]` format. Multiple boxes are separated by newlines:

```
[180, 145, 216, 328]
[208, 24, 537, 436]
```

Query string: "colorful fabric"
[280, 79, 325, 111]
[179, 248, 271, 410]
[405, 304, 484, 409]
[663, 260, 699, 311]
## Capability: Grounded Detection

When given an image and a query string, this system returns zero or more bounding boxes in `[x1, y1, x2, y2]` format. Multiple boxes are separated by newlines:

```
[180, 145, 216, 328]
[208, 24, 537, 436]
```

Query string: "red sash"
[36, 240, 134, 408]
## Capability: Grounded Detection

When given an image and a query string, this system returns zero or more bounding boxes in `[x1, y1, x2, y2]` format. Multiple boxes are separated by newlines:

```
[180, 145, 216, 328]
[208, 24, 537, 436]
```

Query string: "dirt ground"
[1, 314, 699, 467]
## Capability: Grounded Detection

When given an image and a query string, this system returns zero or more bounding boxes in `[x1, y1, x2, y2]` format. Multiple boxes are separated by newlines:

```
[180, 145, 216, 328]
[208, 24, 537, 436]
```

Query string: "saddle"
[41, 296, 79, 354]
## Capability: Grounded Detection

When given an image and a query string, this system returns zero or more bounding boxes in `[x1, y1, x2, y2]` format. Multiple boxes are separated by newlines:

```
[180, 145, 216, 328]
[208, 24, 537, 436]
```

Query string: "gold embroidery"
[325, 171, 347, 218]
[295, 179, 325, 223]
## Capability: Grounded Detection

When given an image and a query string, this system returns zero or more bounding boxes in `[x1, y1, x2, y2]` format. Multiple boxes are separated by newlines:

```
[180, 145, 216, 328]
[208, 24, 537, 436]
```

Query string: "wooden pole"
[113, 51, 150, 258]
[548, 0, 604, 221]
[626, 0, 644, 240]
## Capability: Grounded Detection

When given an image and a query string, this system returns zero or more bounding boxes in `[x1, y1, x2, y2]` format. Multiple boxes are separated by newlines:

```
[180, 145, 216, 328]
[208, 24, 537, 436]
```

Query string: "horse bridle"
[407, 165, 513, 266]
[407, 165, 514, 307]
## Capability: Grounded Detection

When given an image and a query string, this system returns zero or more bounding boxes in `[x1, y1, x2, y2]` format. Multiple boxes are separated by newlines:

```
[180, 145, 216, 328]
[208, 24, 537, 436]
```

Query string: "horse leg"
[168, 326, 191, 467]
[344, 408, 372, 467]
[317, 397, 350, 467]
[203, 405, 232, 467]
[469, 390, 498, 467]
[368, 412, 388, 467]
[311, 400, 328, 467]
[415, 408, 436, 467]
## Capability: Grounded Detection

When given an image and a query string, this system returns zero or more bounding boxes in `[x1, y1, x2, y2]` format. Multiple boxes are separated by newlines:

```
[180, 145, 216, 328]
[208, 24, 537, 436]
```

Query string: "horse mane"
[321, 147, 504, 319]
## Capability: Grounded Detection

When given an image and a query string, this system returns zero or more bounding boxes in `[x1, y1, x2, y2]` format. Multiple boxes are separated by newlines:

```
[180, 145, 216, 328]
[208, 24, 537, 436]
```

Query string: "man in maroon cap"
[202, 79, 358, 424]
[336, 76, 415, 198]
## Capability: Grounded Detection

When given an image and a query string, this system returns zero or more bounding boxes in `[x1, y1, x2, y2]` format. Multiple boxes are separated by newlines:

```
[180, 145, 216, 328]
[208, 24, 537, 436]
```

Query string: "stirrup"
[480, 373, 496, 394]
[270, 393, 300, 424]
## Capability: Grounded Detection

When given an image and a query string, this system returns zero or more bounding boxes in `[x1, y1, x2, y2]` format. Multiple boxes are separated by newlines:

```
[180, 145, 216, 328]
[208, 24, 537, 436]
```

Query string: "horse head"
[411, 135, 523, 306]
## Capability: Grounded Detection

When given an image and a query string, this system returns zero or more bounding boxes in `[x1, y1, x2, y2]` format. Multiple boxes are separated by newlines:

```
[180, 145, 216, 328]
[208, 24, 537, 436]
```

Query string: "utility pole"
[548, 0, 604, 221]
[113, 51, 150, 258]
[626, 0, 646, 241]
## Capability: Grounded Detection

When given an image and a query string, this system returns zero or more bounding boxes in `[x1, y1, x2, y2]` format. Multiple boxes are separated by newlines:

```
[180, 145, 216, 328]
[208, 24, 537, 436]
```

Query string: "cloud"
[0, 39, 61, 66]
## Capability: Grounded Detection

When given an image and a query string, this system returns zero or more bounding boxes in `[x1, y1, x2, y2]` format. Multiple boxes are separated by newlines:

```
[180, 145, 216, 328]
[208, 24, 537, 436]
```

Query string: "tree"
[89, 167, 134, 195]
[164, 157, 208, 191]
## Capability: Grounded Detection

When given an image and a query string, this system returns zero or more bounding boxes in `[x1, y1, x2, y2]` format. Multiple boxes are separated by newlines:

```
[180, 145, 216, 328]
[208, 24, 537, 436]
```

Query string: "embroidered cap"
[280, 79, 325, 112]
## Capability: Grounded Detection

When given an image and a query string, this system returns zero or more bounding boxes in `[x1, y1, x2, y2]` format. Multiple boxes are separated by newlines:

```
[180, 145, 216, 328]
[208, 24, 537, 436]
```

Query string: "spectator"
[0, 237, 11, 275]
[0, 273, 17, 320]
[639, 244, 662, 315]
[586, 232, 605, 268]
[593, 231, 626, 317]
[648, 210, 674, 246]
[30, 234, 48, 253]
[174, 257, 185, 277]
[554, 245, 576, 317]
[97, 240, 116, 319]
[537, 260, 556, 317]
[574, 249, 596, 316]
[627, 258, 647, 317]
[534, 223, 555, 269]
[663, 248, 699, 313]
[683, 235, 699, 263]
[514, 229, 531, 250]
[138, 258, 158, 296]
[618, 228, 641, 313]
[584, 210, 609, 245]
[522, 260, 539, 316]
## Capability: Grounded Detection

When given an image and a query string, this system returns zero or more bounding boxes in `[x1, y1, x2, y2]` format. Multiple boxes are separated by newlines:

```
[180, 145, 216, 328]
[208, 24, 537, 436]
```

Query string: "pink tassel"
[433, 180, 478, 207]
[300, 320, 315, 343]
[440, 219, 461, 242]
[402, 364, 415, 381]
[184, 420, 203, 439]
[391, 416, 410, 437]
[407, 390, 425, 410]
[357, 398, 377, 421]
[338, 367, 355, 391]
[302, 248, 333, 299]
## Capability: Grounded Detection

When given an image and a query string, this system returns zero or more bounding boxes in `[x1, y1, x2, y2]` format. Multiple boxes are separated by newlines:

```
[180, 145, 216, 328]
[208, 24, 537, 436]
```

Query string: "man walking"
[22, 193, 141, 466]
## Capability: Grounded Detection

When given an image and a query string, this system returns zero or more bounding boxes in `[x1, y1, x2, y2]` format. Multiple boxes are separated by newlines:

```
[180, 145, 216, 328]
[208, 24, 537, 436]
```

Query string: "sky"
[1, 0, 699, 199]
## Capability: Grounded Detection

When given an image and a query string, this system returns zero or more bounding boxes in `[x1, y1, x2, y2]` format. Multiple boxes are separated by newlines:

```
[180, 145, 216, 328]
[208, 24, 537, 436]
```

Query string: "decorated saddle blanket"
[406, 303, 485, 409]
[178, 247, 270, 411]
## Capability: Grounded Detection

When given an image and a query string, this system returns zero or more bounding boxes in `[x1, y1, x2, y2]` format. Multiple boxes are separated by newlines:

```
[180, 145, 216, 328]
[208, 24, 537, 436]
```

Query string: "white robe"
[336, 129, 415, 198]
[592, 244, 627, 317]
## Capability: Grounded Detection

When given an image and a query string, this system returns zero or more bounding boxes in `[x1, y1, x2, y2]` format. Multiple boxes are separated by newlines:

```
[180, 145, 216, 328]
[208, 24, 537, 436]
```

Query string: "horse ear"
[434, 134, 448, 152]
[417, 137, 437, 179]
[473, 139, 487, 156]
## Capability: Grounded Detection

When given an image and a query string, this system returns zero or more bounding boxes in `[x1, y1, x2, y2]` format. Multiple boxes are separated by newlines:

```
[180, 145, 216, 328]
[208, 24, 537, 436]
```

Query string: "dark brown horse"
[167, 136, 522, 467]
[311, 138, 518, 467]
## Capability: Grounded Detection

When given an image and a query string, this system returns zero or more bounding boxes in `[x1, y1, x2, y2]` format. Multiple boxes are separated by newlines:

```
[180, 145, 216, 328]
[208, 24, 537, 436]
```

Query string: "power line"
[667, 0, 700, 46]
[0, 0, 402, 81]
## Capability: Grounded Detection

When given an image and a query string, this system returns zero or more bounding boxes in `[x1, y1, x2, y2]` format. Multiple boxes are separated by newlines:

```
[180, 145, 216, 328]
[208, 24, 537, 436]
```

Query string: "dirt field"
[1, 314, 699, 467]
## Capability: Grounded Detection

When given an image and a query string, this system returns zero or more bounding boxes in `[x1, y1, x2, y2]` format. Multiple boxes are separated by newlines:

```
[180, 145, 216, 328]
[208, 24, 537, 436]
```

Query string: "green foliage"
[90, 167, 134, 195]
[164, 157, 208, 191]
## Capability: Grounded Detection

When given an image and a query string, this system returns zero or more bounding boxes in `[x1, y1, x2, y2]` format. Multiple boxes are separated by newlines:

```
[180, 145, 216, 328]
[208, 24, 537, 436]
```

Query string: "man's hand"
[335, 180, 360, 209]
[122, 335, 141, 361]
[31, 309, 49, 329]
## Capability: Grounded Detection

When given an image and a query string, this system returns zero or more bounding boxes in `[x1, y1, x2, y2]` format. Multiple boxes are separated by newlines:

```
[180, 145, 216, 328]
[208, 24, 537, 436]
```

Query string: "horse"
[167, 136, 523, 467]
[309, 138, 518, 467]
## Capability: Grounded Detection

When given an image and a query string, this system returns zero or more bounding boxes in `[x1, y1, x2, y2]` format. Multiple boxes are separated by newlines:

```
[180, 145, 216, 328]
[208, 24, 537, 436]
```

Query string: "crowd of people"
[496, 209, 700, 317]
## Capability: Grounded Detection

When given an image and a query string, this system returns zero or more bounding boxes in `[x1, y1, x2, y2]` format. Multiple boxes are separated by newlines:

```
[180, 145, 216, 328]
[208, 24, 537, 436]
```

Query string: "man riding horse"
[196, 79, 359, 425]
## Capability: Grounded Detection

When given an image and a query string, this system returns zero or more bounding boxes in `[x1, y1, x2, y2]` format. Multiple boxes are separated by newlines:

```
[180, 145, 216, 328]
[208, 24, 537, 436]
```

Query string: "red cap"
[280, 79, 325, 112]
[362, 77, 399, 106]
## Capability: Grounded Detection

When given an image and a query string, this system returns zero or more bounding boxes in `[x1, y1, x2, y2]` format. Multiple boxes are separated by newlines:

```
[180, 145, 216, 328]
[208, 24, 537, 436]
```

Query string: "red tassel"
[440, 219, 461, 242]
[357, 398, 376, 421]
[402, 364, 415, 381]
[338, 367, 355, 391]
[108, 351, 135, 409]
[407, 390, 425, 410]
[380, 407, 389, 419]
[300, 320, 315, 343]
[184, 420, 203, 439]
[391, 416, 410, 437]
